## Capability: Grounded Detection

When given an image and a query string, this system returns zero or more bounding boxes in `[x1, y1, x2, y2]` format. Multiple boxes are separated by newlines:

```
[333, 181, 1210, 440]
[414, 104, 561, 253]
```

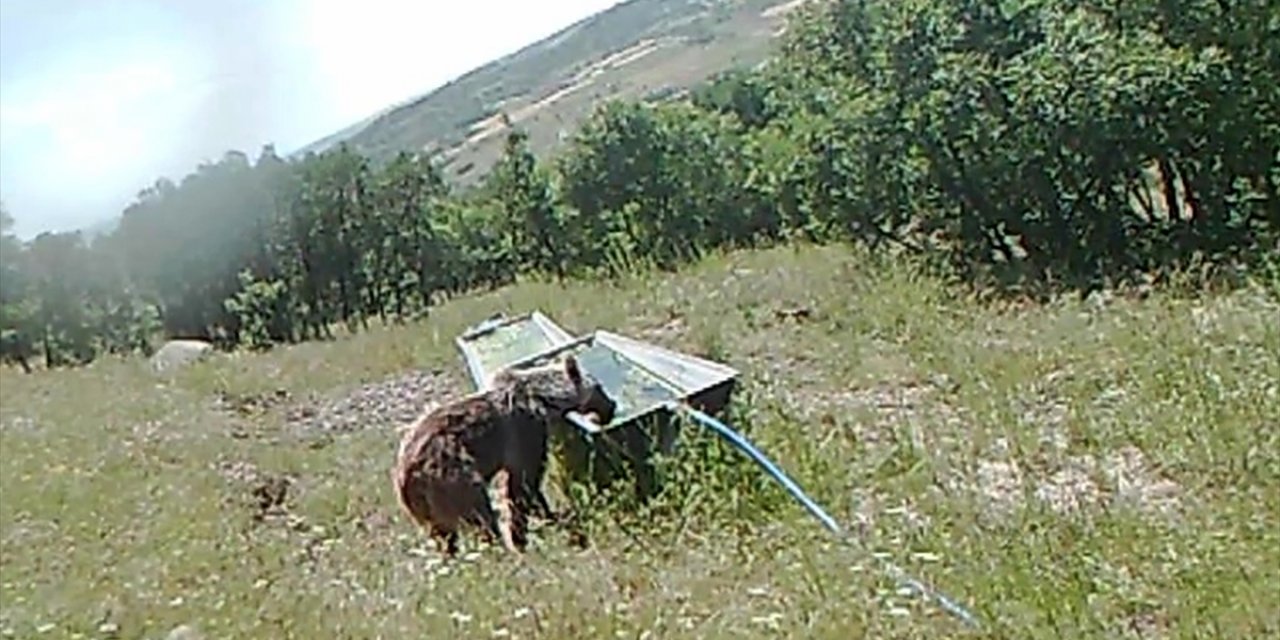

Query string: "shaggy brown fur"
[392, 355, 616, 556]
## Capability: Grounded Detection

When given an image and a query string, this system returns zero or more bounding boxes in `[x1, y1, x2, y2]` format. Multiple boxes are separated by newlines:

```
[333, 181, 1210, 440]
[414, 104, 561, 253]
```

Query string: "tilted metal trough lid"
[454, 311, 739, 430]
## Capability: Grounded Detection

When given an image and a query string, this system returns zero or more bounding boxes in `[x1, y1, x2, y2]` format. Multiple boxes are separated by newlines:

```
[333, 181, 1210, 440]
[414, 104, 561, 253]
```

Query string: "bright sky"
[0, 0, 621, 239]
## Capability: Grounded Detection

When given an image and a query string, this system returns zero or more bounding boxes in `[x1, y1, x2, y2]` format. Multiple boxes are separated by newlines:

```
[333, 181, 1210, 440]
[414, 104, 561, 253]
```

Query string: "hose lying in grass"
[567, 404, 982, 629]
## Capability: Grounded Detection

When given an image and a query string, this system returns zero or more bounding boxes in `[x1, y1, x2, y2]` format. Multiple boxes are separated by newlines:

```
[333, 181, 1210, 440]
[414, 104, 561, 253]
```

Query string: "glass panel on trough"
[456, 311, 577, 390]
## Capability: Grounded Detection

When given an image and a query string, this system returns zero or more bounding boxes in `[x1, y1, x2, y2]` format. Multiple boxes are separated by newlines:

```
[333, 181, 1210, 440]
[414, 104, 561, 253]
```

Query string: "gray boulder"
[150, 339, 214, 373]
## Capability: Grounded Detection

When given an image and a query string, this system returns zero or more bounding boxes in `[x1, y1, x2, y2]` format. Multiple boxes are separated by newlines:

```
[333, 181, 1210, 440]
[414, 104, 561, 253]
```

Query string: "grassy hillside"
[2, 244, 1276, 638]
[292, 0, 809, 184]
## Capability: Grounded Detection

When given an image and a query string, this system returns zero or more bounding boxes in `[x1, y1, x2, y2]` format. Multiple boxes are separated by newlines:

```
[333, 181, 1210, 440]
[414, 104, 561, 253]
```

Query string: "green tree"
[0, 204, 37, 372]
[369, 150, 450, 317]
[487, 129, 571, 279]
[692, 68, 776, 129]
[558, 100, 747, 273]
[24, 231, 97, 366]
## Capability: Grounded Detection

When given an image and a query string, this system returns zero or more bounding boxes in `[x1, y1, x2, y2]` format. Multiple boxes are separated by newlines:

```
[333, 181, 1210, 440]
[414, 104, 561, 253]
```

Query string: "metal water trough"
[456, 311, 739, 498]
[455, 311, 980, 628]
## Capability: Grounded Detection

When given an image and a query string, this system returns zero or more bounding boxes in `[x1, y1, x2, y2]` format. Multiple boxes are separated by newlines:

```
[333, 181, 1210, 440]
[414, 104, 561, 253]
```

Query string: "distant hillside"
[292, 0, 815, 185]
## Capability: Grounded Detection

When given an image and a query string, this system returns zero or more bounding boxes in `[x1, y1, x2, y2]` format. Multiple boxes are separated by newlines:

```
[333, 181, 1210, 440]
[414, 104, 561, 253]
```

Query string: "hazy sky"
[0, 0, 620, 239]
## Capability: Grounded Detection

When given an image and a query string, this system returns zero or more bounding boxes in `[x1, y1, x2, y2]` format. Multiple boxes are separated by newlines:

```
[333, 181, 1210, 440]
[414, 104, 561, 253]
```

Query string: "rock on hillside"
[150, 339, 214, 373]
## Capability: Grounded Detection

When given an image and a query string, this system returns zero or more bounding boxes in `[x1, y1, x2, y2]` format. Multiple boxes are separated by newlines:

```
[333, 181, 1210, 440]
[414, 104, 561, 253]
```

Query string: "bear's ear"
[564, 355, 583, 385]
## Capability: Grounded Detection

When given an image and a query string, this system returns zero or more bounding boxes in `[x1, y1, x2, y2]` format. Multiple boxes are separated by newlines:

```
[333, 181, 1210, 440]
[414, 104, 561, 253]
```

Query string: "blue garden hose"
[669, 402, 981, 629]
[564, 404, 982, 628]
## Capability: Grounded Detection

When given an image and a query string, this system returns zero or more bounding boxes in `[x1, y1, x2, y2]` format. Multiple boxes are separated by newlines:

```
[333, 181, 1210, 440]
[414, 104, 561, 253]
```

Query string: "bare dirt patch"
[1120, 609, 1173, 639]
[1034, 455, 1102, 514]
[761, 0, 820, 20]
[213, 388, 293, 418]
[1032, 446, 1183, 516]
[463, 38, 668, 148]
[780, 378, 964, 447]
[282, 368, 463, 435]
[968, 445, 1183, 518]
[637, 312, 687, 343]
[215, 460, 297, 522]
[974, 459, 1026, 516]
[1102, 446, 1183, 514]
[213, 458, 344, 570]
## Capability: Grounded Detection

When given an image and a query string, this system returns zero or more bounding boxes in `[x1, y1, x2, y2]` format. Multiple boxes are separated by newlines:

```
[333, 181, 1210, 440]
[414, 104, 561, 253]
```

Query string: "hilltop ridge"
[291, 0, 813, 184]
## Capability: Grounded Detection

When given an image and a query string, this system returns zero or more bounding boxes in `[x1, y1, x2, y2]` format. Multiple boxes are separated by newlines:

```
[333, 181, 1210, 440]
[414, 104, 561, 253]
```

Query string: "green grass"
[2, 244, 1278, 638]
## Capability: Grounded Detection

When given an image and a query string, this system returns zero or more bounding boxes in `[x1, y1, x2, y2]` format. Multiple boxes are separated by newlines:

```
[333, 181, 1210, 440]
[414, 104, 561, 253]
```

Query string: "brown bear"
[392, 354, 616, 556]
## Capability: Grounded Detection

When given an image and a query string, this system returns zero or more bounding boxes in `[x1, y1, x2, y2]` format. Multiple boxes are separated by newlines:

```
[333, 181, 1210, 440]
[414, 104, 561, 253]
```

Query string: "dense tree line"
[1, 0, 1275, 370]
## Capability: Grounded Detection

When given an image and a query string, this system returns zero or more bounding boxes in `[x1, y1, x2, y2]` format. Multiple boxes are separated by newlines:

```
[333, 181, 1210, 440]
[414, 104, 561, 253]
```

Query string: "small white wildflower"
[887, 606, 911, 617]
[449, 611, 473, 624]
[35, 624, 55, 634]
[513, 607, 532, 619]
[750, 613, 783, 629]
